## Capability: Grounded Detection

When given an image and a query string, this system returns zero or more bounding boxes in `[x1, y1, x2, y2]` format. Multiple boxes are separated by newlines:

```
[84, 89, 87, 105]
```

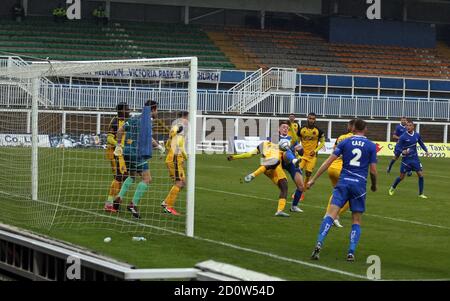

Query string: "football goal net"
[0, 55, 198, 237]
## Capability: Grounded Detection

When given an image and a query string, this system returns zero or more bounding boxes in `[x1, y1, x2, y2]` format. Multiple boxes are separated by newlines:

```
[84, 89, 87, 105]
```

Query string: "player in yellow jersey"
[227, 140, 291, 217]
[288, 114, 301, 144]
[325, 119, 355, 227]
[299, 112, 326, 201]
[104, 103, 130, 213]
[161, 112, 189, 216]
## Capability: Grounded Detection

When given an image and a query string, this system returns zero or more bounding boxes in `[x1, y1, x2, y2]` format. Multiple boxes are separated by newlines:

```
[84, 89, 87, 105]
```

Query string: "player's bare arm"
[307, 154, 338, 188]
[369, 163, 377, 192]
[312, 134, 326, 157]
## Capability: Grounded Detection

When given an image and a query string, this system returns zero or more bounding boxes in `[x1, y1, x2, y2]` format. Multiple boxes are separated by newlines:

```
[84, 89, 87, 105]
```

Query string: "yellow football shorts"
[264, 164, 287, 185]
[167, 157, 185, 182]
[327, 166, 341, 187]
[299, 155, 318, 173]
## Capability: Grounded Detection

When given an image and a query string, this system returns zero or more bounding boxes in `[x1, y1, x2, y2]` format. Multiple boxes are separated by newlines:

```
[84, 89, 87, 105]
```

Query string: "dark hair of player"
[348, 119, 356, 126]
[353, 119, 367, 131]
[116, 102, 130, 119]
[144, 100, 158, 111]
[407, 119, 414, 124]
[279, 120, 290, 126]
[178, 111, 189, 118]
[308, 112, 316, 117]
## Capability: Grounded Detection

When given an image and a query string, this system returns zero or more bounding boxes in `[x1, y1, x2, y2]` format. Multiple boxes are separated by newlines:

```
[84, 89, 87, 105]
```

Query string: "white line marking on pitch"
[197, 187, 450, 231]
[193, 235, 368, 280]
[0, 190, 366, 280]
[2, 190, 448, 280]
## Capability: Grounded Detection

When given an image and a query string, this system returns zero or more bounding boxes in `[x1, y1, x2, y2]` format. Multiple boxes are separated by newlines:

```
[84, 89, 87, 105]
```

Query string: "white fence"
[1, 83, 450, 120]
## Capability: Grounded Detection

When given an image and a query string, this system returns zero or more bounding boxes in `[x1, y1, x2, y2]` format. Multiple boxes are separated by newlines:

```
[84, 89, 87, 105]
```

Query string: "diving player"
[227, 140, 291, 217]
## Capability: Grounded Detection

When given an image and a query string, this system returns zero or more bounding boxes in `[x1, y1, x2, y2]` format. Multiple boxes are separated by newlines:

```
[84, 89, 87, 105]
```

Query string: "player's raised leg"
[281, 150, 304, 212]
[244, 165, 267, 183]
[312, 204, 341, 260]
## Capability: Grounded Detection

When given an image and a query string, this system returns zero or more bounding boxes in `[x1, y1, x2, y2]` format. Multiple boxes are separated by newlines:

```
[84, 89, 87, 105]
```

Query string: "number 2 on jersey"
[350, 148, 362, 167]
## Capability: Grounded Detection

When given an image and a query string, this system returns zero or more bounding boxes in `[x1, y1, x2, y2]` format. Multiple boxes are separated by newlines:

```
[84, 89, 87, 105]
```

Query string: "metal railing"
[1, 83, 450, 120]
[227, 67, 296, 113]
[0, 56, 54, 106]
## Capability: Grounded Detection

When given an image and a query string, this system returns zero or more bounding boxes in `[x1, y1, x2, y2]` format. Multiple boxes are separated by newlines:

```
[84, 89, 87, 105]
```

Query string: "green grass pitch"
[1, 150, 450, 280]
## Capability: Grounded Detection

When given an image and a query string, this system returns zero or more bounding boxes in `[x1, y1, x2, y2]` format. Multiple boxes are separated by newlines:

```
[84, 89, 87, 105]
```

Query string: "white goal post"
[0, 56, 198, 237]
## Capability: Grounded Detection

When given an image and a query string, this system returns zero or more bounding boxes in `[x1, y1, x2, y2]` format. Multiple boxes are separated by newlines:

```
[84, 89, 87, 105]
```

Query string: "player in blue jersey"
[388, 120, 430, 198]
[279, 121, 305, 213]
[387, 116, 410, 174]
[307, 119, 378, 261]
[113, 100, 163, 219]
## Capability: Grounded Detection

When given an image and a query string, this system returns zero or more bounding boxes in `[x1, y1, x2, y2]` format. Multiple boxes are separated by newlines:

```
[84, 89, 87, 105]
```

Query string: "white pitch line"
[428, 174, 450, 180]
[197, 187, 450, 231]
[193, 235, 368, 280]
[0, 190, 366, 280]
[2, 190, 448, 280]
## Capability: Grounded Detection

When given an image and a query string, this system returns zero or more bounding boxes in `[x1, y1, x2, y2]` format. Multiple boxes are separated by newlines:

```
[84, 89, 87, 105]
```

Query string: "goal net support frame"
[1, 56, 198, 237]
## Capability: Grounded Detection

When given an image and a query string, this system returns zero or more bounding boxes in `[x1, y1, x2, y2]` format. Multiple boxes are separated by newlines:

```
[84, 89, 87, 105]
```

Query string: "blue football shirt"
[333, 135, 377, 184]
[394, 131, 428, 158]
[395, 124, 406, 138]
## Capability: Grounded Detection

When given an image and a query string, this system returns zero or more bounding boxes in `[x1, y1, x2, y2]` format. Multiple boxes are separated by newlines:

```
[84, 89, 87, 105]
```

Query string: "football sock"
[106, 179, 121, 204]
[252, 166, 267, 177]
[292, 189, 302, 206]
[348, 224, 361, 254]
[387, 159, 396, 172]
[317, 215, 334, 245]
[118, 177, 134, 199]
[392, 176, 402, 189]
[418, 176, 424, 195]
[165, 185, 181, 207]
[284, 149, 296, 163]
[132, 181, 148, 206]
[277, 198, 287, 212]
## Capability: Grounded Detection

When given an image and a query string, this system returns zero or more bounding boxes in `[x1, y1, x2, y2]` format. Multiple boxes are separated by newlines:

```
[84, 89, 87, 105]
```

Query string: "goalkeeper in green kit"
[113, 100, 165, 219]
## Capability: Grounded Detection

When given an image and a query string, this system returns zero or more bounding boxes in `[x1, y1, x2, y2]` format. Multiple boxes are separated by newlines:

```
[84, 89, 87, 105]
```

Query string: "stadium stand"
[0, 17, 235, 69]
[1, 17, 450, 78]
[205, 26, 450, 78]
